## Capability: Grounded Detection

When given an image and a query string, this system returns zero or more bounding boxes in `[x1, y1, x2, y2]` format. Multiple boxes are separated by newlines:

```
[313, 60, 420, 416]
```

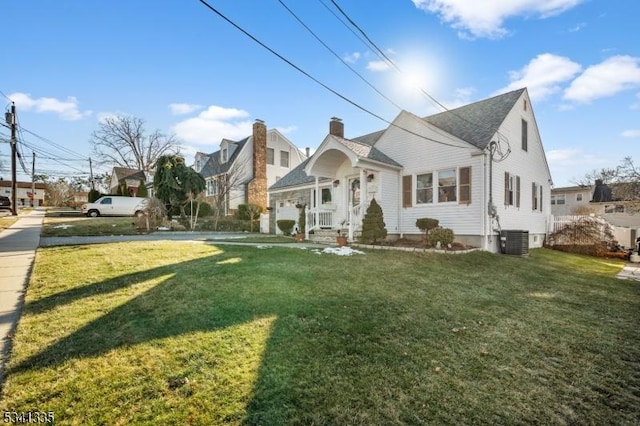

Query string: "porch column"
[360, 168, 368, 209]
[312, 176, 320, 239]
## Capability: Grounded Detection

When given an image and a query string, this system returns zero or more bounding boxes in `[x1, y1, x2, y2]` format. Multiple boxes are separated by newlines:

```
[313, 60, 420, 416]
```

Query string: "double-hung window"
[280, 150, 289, 168]
[416, 173, 433, 204]
[438, 169, 457, 203]
[266, 148, 275, 165]
[505, 172, 521, 207]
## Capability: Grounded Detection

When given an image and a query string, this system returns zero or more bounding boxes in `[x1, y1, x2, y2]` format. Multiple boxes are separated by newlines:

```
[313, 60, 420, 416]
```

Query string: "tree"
[90, 115, 180, 171]
[43, 178, 76, 207]
[576, 156, 639, 213]
[153, 155, 205, 227]
[136, 179, 148, 198]
[360, 198, 387, 244]
[206, 161, 249, 230]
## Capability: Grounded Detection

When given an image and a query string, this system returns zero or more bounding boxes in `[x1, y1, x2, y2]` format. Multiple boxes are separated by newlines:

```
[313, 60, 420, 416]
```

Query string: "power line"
[197, 0, 472, 150]
[324, 0, 511, 158]
[277, 0, 403, 111]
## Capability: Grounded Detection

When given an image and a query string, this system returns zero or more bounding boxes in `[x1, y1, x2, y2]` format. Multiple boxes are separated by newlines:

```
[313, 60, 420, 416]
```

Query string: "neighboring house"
[269, 88, 553, 253]
[110, 167, 147, 196]
[0, 180, 46, 206]
[550, 185, 592, 216]
[197, 120, 306, 214]
[551, 180, 640, 246]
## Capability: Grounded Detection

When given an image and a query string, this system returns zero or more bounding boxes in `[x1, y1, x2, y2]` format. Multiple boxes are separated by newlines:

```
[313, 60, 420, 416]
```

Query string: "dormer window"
[222, 148, 228, 162]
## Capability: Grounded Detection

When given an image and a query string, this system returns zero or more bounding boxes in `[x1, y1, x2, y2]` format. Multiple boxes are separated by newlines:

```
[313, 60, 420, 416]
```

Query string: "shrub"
[136, 180, 148, 198]
[88, 189, 101, 203]
[428, 227, 454, 248]
[134, 197, 166, 231]
[360, 198, 387, 244]
[416, 218, 439, 240]
[276, 220, 295, 236]
[237, 204, 263, 220]
[198, 217, 253, 232]
[197, 201, 212, 217]
[298, 204, 306, 234]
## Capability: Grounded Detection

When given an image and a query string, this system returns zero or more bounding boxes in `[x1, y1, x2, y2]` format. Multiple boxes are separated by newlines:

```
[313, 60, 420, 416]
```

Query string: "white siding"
[266, 130, 305, 189]
[375, 111, 484, 236]
[490, 93, 551, 238]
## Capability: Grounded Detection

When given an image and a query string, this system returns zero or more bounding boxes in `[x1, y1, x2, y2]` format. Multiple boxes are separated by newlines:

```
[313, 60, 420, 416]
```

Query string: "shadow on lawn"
[11, 247, 384, 423]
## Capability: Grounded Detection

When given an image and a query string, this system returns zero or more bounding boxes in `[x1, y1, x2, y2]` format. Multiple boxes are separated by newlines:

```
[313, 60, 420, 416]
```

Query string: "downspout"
[488, 141, 500, 249]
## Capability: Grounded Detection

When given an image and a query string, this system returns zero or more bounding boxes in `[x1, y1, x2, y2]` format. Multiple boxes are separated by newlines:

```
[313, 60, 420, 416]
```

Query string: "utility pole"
[31, 152, 36, 207]
[89, 157, 95, 191]
[4, 102, 17, 216]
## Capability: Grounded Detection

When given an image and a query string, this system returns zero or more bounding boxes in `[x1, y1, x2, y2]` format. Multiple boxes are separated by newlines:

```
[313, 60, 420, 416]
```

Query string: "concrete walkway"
[0, 209, 45, 386]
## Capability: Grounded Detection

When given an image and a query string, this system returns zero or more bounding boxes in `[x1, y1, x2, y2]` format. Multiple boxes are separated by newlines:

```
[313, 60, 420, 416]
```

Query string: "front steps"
[308, 228, 361, 244]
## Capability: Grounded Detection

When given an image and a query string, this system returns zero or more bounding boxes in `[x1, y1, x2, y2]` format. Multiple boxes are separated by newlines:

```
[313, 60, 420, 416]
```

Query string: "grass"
[41, 216, 147, 237]
[1, 244, 638, 425]
[0, 216, 20, 232]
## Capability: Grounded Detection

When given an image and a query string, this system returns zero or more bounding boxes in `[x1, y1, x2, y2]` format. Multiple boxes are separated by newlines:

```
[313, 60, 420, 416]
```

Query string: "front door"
[349, 177, 360, 207]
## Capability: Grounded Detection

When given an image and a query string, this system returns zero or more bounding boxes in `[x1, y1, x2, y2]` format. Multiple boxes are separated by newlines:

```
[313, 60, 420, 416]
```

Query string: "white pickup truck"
[81, 196, 148, 217]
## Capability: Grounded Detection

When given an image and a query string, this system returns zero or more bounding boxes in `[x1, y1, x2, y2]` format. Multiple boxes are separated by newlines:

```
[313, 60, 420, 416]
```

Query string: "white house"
[196, 119, 306, 214]
[269, 88, 553, 253]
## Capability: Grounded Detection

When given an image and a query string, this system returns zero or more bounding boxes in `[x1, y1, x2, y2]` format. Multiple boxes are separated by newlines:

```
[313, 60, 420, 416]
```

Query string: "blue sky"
[1, 0, 639, 187]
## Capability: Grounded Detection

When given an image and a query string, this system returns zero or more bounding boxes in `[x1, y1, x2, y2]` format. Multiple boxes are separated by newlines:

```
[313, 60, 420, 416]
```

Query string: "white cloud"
[631, 92, 640, 110]
[446, 87, 475, 108]
[412, 0, 583, 39]
[495, 53, 582, 101]
[169, 103, 203, 115]
[171, 105, 253, 146]
[621, 129, 640, 138]
[564, 55, 640, 103]
[9, 92, 91, 120]
[275, 125, 298, 134]
[568, 22, 586, 32]
[367, 60, 391, 72]
[343, 52, 361, 64]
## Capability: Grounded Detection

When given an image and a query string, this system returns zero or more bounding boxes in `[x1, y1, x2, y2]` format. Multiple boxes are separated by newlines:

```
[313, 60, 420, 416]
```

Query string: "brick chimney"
[247, 119, 267, 209]
[329, 117, 344, 138]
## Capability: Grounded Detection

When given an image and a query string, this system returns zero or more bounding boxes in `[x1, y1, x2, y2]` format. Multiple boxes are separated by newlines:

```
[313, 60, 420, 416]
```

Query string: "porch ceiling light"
[333, 179, 340, 187]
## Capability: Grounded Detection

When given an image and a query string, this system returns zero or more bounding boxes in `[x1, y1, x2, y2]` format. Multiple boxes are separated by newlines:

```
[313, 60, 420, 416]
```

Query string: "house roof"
[199, 137, 249, 177]
[112, 167, 145, 183]
[270, 158, 331, 190]
[270, 89, 526, 190]
[0, 181, 46, 189]
[423, 88, 526, 150]
[551, 185, 591, 193]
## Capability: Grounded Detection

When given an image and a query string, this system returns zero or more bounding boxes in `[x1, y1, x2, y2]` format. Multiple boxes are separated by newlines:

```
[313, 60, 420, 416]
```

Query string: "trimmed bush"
[428, 227, 454, 248]
[298, 204, 306, 234]
[416, 218, 439, 240]
[276, 220, 295, 236]
[360, 198, 387, 244]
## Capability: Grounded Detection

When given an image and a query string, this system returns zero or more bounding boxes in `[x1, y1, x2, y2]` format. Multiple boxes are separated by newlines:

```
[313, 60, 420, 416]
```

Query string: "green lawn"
[1, 244, 638, 425]
[41, 216, 146, 237]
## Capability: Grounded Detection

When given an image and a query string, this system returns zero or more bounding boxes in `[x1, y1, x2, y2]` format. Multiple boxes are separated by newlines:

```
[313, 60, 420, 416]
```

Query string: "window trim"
[280, 150, 290, 168]
[521, 119, 528, 152]
[415, 172, 433, 204]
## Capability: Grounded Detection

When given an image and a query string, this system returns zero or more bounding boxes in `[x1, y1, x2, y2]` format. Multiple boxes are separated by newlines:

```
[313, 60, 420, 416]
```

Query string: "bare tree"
[44, 178, 76, 207]
[207, 161, 249, 230]
[574, 156, 639, 213]
[91, 115, 180, 171]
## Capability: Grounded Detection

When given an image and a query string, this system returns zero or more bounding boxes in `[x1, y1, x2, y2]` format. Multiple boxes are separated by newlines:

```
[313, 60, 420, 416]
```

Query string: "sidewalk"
[0, 209, 45, 386]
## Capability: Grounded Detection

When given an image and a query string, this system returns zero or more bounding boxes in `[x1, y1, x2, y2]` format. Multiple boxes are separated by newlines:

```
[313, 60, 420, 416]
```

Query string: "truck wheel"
[88, 210, 100, 217]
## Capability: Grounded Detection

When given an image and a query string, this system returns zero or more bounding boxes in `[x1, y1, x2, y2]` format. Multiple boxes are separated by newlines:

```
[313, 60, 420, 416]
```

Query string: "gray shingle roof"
[270, 89, 525, 190]
[424, 88, 525, 150]
[269, 158, 332, 190]
[199, 137, 249, 177]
